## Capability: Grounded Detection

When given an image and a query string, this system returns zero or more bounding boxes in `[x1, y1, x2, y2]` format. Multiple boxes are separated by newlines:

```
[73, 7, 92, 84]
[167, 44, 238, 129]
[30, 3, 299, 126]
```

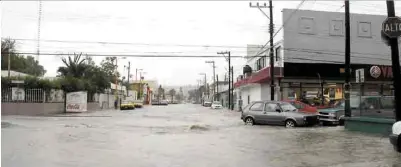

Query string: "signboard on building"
[382, 16, 401, 38]
[66, 91, 87, 112]
[355, 68, 365, 83]
[11, 87, 25, 101]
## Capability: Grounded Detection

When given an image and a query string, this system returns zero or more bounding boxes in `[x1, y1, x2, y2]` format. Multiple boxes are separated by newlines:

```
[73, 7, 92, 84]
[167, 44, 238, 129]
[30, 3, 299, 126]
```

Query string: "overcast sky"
[1, 1, 399, 86]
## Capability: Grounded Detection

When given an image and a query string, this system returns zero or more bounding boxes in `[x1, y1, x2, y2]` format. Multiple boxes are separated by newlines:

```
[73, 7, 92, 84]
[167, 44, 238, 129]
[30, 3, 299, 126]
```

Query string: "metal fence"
[1, 88, 65, 103]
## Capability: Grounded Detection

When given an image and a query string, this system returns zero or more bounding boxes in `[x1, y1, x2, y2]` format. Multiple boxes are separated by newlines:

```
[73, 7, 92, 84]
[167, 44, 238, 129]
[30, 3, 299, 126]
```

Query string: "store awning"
[234, 67, 284, 88]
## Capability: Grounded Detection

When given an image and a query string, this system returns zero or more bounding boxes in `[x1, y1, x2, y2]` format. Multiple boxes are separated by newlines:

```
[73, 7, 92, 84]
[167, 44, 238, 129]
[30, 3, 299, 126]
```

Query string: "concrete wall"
[1, 103, 65, 116]
[282, 9, 394, 65]
[239, 84, 261, 107]
[1, 102, 112, 116]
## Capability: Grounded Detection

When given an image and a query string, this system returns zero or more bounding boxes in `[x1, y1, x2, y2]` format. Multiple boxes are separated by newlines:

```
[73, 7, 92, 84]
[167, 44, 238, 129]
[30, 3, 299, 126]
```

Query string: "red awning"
[234, 67, 284, 88]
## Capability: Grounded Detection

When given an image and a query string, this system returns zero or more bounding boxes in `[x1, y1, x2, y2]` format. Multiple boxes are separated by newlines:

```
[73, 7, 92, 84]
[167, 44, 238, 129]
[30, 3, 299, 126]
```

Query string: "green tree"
[169, 89, 176, 102]
[157, 85, 166, 101]
[57, 53, 88, 78]
[57, 53, 109, 93]
[1, 38, 46, 76]
[100, 57, 120, 83]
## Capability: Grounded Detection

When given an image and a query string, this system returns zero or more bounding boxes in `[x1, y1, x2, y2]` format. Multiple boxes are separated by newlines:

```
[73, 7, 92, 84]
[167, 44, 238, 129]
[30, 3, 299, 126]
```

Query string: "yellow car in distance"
[120, 100, 135, 110]
[133, 100, 144, 108]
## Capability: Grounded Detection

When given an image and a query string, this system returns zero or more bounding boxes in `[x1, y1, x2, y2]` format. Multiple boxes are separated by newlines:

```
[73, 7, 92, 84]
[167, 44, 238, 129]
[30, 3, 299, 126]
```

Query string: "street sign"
[356, 69, 365, 83]
[382, 16, 401, 38]
[11, 80, 24, 84]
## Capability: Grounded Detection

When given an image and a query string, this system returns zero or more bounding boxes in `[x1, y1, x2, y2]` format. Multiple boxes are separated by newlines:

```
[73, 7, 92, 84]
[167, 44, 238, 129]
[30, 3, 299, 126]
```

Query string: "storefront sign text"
[369, 65, 395, 79]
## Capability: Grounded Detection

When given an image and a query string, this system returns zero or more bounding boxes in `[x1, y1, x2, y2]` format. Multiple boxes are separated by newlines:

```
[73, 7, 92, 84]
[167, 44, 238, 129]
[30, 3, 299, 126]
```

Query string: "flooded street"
[2, 104, 401, 167]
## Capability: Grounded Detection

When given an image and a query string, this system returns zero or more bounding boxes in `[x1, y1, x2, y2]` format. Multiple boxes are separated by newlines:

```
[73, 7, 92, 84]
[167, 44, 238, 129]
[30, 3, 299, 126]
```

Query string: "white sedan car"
[390, 121, 401, 152]
[211, 101, 222, 109]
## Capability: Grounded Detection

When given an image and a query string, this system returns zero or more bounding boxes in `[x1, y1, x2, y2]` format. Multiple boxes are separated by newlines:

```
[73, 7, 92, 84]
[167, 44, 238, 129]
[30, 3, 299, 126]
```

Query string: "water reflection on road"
[2, 104, 401, 167]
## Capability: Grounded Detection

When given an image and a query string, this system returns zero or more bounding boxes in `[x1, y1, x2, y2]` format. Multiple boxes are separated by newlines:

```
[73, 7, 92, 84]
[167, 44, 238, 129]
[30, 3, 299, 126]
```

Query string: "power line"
[36, 0, 42, 61]
[7, 38, 263, 49]
[252, 0, 306, 58]
[6, 52, 248, 58]
[5, 47, 395, 62]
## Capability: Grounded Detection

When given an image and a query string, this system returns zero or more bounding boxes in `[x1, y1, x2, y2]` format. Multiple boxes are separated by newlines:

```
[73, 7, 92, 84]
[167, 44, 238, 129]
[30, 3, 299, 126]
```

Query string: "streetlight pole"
[206, 61, 216, 101]
[217, 51, 231, 109]
[127, 61, 131, 96]
[199, 73, 207, 103]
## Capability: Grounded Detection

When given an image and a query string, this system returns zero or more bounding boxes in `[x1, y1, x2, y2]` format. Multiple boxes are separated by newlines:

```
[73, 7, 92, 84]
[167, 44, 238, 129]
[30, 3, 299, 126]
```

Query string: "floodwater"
[2, 104, 401, 167]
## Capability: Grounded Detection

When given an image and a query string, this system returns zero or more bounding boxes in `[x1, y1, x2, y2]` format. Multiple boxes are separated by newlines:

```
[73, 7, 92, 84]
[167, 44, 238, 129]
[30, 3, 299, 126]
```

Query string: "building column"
[282, 82, 289, 100]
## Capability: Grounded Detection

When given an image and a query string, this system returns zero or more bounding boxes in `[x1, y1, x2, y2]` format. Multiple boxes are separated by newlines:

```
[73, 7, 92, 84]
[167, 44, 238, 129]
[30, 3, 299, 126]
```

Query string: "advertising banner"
[66, 91, 87, 112]
[11, 87, 25, 101]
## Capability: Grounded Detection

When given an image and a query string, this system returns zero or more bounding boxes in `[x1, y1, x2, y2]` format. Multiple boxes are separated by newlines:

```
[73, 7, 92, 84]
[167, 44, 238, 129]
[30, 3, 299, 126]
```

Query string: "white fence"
[2, 88, 124, 110]
[1, 88, 64, 103]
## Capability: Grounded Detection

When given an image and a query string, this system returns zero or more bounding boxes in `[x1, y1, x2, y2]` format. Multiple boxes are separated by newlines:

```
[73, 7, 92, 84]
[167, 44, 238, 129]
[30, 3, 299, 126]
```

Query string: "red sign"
[66, 104, 80, 110]
[369, 65, 395, 79]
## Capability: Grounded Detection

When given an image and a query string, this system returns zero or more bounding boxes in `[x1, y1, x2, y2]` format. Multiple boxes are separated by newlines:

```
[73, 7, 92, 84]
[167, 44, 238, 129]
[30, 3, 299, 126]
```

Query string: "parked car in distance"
[120, 100, 135, 110]
[160, 100, 169, 105]
[203, 101, 212, 107]
[151, 100, 157, 105]
[283, 100, 318, 113]
[241, 101, 319, 128]
[318, 96, 395, 126]
[151, 100, 168, 105]
[133, 100, 143, 108]
[211, 101, 222, 109]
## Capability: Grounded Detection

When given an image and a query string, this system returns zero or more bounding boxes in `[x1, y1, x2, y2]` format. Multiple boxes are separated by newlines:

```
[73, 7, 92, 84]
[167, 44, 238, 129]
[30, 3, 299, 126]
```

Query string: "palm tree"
[57, 53, 88, 78]
[158, 85, 163, 101]
[169, 89, 176, 102]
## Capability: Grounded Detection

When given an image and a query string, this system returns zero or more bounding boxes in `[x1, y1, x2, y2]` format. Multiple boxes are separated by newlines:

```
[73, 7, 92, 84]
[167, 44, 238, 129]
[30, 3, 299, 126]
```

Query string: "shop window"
[381, 97, 394, 109]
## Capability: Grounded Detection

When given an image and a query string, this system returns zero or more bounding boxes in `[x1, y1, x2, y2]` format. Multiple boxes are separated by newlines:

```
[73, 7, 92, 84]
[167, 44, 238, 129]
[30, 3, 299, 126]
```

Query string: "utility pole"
[250, 1, 274, 101]
[206, 61, 216, 101]
[231, 66, 234, 110]
[228, 52, 231, 109]
[216, 75, 219, 100]
[127, 61, 131, 96]
[136, 69, 138, 81]
[386, 0, 401, 121]
[204, 74, 207, 98]
[8, 52, 11, 78]
[218, 51, 231, 109]
[114, 57, 118, 100]
[268, 0, 275, 101]
[344, 0, 351, 117]
[212, 62, 216, 100]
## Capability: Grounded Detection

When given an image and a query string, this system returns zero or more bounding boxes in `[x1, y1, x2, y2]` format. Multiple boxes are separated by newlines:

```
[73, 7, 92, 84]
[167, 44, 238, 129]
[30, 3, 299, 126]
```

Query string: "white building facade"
[234, 42, 285, 108]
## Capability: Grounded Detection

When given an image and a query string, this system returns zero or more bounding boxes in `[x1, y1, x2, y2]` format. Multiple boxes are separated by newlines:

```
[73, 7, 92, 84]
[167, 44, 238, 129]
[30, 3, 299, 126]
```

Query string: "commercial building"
[234, 43, 284, 108]
[234, 9, 397, 107]
[129, 79, 158, 104]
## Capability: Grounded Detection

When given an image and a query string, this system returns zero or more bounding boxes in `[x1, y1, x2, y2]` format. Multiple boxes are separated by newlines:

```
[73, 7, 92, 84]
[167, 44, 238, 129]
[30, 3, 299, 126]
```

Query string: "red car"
[283, 100, 318, 113]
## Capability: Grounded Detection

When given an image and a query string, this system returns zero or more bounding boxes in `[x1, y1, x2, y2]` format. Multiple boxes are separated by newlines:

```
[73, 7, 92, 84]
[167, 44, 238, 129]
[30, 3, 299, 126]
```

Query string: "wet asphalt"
[2, 104, 401, 167]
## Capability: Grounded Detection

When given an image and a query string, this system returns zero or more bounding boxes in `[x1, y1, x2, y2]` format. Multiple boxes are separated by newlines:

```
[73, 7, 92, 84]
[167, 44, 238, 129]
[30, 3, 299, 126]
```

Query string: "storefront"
[280, 63, 395, 102]
[234, 67, 284, 107]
